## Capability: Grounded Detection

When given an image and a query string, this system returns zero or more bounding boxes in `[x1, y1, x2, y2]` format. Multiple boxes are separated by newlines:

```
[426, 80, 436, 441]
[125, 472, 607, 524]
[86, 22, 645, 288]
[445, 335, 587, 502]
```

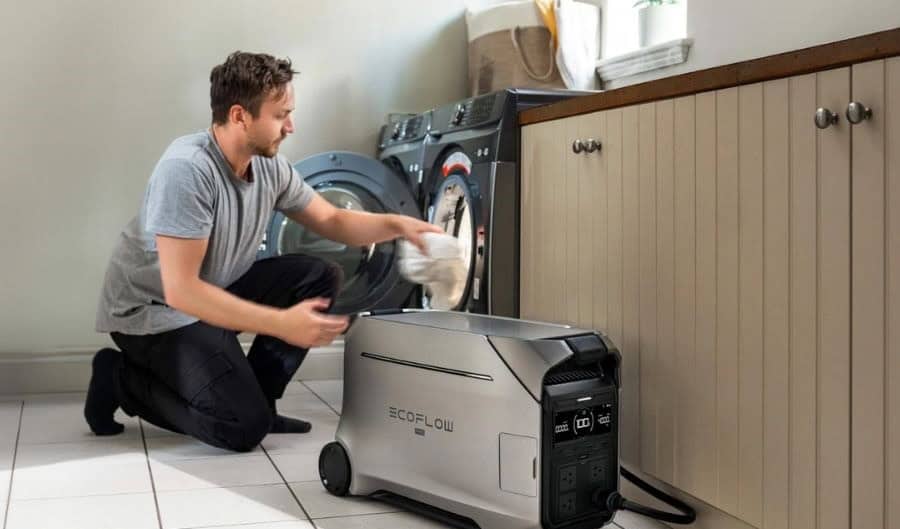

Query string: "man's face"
[245, 83, 295, 158]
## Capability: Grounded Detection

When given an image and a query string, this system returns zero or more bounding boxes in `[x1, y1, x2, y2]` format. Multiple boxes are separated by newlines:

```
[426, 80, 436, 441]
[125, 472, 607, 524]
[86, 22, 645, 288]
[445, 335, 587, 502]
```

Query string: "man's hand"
[391, 215, 444, 254]
[274, 297, 349, 348]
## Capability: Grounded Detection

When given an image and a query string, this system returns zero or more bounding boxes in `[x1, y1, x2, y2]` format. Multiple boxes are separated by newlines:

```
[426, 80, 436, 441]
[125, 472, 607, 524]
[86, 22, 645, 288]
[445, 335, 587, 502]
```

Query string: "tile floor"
[0, 380, 653, 529]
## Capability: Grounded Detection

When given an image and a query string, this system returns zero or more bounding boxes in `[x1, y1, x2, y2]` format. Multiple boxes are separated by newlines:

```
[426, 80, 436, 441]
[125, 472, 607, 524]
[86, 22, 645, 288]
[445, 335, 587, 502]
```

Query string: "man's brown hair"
[210, 51, 297, 125]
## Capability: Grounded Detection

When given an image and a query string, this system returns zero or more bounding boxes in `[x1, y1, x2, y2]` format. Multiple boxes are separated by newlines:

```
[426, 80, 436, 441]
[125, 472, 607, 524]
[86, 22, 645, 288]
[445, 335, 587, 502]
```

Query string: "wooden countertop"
[519, 27, 900, 126]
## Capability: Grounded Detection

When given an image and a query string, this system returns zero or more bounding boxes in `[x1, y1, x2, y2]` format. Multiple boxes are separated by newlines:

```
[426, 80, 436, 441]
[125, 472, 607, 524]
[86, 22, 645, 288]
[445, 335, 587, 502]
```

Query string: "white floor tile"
[157, 484, 306, 529]
[14, 437, 146, 468]
[289, 481, 399, 519]
[1, 440, 15, 502]
[11, 460, 152, 500]
[18, 396, 139, 444]
[302, 381, 343, 411]
[5, 492, 158, 529]
[1, 469, 9, 504]
[0, 402, 22, 444]
[270, 452, 322, 483]
[283, 382, 316, 396]
[262, 422, 338, 455]
[147, 434, 262, 461]
[151, 454, 282, 491]
[313, 511, 457, 529]
[11, 437, 150, 500]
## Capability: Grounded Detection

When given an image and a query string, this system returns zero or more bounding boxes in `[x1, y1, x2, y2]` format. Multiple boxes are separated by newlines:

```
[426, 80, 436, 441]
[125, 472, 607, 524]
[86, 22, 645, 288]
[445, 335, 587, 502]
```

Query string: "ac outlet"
[588, 459, 607, 484]
[558, 492, 577, 518]
[558, 465, 576, 492]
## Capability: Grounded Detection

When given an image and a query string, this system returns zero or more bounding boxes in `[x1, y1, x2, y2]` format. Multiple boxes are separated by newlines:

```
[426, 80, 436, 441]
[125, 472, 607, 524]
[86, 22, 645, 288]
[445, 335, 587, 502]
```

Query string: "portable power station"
[319, 310, 694, 528]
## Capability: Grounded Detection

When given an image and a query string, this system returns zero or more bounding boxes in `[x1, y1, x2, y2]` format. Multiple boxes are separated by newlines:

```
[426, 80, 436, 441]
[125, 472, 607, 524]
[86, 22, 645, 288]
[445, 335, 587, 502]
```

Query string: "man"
[88, 51, 440, 452]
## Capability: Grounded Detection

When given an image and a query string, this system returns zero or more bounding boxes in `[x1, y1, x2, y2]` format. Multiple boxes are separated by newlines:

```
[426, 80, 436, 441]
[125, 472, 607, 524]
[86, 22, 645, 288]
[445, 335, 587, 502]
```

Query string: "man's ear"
[228, 104, 248, 129]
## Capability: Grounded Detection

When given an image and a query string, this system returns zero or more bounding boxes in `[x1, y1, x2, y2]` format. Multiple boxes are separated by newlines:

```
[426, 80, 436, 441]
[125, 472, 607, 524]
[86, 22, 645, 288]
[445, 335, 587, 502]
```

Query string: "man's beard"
[249, 136, 283, 158]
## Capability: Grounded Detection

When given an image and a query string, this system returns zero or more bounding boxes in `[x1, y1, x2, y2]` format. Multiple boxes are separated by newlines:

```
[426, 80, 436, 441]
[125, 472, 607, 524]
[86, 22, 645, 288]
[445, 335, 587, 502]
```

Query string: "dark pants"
[110, 255, 342, 452]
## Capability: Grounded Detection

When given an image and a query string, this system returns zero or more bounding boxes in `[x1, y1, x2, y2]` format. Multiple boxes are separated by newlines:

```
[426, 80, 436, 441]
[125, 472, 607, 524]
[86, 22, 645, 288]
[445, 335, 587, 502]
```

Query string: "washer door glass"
[424, 174, 474, 310]
[277, 182, 395, 314]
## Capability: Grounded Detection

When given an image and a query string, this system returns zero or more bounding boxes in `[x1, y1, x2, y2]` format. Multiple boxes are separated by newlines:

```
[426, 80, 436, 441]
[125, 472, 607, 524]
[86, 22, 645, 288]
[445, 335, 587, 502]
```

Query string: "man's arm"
[285, 194, 441, 251]
[156, 235, 347, 347]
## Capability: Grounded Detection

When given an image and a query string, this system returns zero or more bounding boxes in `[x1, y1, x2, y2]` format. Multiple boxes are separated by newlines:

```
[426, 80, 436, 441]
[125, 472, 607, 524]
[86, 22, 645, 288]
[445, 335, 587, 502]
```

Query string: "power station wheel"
[319, 441, 351, 496]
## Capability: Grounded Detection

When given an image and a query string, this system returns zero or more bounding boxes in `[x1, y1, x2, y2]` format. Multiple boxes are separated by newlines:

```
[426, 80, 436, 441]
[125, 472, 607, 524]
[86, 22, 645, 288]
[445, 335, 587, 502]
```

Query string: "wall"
[0, 0, 468, 356]
[603, 0, 900, 88]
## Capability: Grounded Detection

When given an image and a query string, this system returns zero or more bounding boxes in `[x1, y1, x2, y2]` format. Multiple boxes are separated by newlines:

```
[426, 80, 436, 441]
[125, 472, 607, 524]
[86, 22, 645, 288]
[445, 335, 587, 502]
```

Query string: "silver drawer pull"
[846, 101, 873, 125]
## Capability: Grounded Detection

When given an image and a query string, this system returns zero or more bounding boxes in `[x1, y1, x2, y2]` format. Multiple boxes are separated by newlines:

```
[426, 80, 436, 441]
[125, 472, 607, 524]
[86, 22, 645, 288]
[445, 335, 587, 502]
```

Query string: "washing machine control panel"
[432, 93, 503, 133]
[378, 113, 429, 150]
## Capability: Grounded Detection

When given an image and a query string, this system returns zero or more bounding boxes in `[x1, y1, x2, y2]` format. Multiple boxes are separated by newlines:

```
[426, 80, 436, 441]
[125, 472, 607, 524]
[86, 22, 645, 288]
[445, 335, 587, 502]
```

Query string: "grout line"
[260, 445, 314, 523]
[2, 401, 24, 529]
[298, 382, 341, 417]
[139, 421, 165, 529]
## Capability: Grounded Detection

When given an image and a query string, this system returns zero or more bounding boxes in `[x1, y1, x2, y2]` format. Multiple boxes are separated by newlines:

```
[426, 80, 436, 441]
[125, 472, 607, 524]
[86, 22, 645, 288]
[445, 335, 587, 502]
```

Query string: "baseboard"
[0, 341, 344, 395]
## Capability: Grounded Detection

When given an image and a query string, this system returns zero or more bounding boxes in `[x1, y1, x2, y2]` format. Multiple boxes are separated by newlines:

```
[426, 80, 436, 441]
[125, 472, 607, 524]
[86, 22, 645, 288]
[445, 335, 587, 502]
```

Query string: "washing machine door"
[263, 151, 421, 315]
[422, 151, 481, 312]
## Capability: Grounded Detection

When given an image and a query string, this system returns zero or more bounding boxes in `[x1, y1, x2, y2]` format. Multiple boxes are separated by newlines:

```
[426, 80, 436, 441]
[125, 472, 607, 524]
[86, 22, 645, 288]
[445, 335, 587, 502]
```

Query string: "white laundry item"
[554, 0, 600, 90]
[398, 232, 469, 310]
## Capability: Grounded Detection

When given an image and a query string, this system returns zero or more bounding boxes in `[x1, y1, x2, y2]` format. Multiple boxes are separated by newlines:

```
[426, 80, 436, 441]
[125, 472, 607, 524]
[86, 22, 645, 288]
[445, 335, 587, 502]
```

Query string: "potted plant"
[634, 0, 686, 48]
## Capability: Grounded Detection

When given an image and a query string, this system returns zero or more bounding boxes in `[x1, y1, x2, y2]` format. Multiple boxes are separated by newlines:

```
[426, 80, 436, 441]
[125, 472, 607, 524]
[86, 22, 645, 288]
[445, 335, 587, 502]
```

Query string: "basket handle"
[509, 26, 556, 81]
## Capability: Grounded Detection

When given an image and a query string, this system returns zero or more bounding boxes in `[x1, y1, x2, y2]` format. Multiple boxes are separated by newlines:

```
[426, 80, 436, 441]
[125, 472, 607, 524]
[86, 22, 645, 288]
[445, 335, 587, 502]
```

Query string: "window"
[602, 0, 688, 59]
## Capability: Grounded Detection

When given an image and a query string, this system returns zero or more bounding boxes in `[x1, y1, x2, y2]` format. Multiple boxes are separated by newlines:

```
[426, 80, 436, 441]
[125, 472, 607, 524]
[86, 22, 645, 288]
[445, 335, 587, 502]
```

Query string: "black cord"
[594, 465, 697, 525]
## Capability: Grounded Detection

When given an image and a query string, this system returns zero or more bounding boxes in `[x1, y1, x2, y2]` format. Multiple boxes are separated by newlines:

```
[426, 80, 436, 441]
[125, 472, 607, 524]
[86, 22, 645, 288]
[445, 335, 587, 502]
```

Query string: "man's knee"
[220, 406, 272, 452]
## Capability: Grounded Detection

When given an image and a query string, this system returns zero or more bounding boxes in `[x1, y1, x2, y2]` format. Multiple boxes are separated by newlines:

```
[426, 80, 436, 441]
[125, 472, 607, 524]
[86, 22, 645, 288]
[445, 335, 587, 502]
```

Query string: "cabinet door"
[608, 70, 852, 529]
[521, 66, 859, 529]
[521, 118, 565, 323]
[851, 57, 900, 529]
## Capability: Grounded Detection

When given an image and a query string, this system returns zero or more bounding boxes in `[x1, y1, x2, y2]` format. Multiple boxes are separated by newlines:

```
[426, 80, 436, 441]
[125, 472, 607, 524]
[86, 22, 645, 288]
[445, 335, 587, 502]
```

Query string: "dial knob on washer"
[452, 104, 465, 125]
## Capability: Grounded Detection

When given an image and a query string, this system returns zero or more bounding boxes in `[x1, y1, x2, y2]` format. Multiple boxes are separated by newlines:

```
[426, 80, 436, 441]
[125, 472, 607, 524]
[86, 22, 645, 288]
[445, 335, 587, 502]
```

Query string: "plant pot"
[637, 3, 687, 48]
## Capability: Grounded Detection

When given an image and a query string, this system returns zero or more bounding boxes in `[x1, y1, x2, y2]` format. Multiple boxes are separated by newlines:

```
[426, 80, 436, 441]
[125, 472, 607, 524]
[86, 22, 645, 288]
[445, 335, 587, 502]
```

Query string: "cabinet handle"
[583, 139, 602, 154]
[814, 108, 839, 129]
[846, 101, 873, 125]
[572, 139, 584, 154]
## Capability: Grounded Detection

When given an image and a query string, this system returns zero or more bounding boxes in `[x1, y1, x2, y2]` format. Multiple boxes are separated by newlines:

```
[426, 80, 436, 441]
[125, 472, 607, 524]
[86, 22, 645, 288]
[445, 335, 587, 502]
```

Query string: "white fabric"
[398, 232, 468, 310]
[555, 0, 600, 90]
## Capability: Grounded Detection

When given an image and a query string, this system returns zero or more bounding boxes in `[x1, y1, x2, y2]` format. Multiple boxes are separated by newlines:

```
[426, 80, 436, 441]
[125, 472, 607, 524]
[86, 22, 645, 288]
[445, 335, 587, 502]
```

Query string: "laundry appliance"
[419, 89, 591, 317]
[257, 111, 430, 314]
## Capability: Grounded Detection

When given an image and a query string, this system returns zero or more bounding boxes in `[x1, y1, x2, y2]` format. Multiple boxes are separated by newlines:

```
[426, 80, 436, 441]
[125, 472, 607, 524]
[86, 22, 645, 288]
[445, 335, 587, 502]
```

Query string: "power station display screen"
[553, 403, 613, 444]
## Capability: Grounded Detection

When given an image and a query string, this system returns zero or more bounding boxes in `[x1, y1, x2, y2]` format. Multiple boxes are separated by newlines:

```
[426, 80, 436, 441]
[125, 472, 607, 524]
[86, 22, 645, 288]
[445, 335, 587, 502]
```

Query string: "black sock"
[270, 414, 312, 433]
[84, 348, 124, 436]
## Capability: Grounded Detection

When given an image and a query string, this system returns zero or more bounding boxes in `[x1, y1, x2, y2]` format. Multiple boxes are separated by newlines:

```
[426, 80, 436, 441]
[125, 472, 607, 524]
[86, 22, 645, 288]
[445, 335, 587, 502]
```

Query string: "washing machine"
[376, 111, 431, 206]
[420, 89, 592, 318]
[257, 111, 431, 315]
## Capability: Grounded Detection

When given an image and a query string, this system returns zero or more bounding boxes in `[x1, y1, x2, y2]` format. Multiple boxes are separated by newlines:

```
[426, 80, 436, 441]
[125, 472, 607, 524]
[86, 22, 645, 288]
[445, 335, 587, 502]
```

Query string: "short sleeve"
[275, 159, 315, 213]
[143, 159, 214, 239]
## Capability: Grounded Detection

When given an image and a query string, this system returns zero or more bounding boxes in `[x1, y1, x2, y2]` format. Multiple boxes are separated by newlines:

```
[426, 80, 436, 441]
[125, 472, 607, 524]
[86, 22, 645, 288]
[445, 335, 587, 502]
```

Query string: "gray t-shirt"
[95, 130, 315, 335]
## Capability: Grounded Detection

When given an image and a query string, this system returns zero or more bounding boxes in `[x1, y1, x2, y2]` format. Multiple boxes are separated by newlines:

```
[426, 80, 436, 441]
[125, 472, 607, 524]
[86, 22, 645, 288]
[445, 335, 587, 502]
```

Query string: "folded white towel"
[398, 232, 469, 310]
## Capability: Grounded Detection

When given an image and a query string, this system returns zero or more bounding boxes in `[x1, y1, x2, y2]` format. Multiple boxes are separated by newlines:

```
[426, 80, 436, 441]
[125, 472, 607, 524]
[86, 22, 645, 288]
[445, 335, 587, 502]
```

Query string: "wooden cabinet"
[520, 58, 899, 529]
